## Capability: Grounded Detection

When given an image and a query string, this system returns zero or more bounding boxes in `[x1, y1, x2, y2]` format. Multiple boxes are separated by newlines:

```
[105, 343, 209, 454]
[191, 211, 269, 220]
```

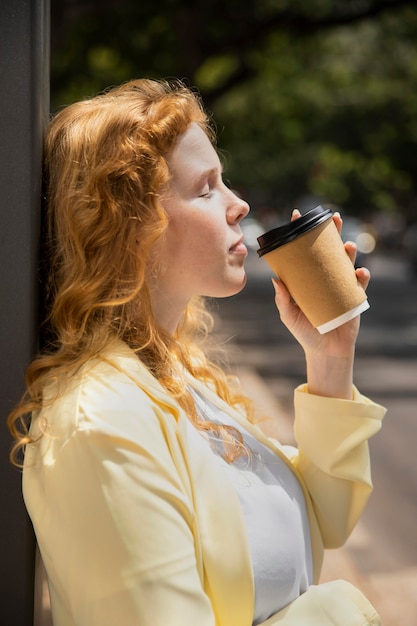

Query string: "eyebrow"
[194, 166, 223, 186]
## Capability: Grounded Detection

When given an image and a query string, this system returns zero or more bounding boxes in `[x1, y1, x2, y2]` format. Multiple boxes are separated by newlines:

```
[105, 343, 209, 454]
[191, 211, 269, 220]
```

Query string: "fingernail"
[272, 277, 280, 294]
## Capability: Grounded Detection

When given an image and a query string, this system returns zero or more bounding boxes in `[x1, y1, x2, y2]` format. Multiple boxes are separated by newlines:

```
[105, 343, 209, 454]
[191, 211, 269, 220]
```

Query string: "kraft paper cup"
[256, 206, 370, 334]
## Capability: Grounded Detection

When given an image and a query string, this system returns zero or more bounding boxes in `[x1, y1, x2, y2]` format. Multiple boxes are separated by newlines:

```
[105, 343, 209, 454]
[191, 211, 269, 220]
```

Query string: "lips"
[230, 237, 248, 254]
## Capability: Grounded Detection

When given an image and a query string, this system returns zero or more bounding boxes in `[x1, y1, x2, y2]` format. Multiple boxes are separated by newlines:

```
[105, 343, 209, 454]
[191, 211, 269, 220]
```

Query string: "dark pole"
[0, 0, 50, 623]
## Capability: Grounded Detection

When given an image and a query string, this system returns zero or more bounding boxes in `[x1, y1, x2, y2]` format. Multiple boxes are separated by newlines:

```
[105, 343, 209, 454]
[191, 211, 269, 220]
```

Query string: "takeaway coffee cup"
[256, 206, 369, 334]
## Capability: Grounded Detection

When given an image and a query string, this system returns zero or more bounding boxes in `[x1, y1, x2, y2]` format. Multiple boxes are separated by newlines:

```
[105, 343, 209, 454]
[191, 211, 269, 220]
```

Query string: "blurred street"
[214, 249, 417, 625]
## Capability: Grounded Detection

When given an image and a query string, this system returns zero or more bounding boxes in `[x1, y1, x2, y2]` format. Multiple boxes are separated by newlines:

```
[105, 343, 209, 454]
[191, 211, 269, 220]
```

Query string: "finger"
[291, 208, 302, 222]
[272, 277, 304, 327]
[332, 211, 343, 235]
[344, 240, 357, 266]
[272, 277, 293, 321]
[355, 266, 371, 291]
[272, 277, 291, 306]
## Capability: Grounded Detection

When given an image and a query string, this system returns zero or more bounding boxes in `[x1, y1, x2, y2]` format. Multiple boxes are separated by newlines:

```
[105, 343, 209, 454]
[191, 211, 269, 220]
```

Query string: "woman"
[9, 78, 385, 625]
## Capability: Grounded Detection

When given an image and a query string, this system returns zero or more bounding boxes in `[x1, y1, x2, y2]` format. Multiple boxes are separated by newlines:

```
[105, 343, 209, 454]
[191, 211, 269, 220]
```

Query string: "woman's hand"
[272, 209, 371, 399]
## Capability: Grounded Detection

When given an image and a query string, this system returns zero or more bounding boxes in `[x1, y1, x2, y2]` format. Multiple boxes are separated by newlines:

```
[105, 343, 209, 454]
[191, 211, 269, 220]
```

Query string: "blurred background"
[41, 2, 417, 624]
[50, 0, 417, 269]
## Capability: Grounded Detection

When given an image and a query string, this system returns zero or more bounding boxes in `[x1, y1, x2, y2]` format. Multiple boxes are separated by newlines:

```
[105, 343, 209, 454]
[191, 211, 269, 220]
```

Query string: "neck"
[149, 286, 188, 336]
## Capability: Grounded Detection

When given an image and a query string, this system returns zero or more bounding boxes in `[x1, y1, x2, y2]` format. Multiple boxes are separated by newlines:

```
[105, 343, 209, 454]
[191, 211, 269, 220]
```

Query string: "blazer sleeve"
[291, 384, 386, 548]
[258, 579, 380, 625]
[25, 374, 217, 626]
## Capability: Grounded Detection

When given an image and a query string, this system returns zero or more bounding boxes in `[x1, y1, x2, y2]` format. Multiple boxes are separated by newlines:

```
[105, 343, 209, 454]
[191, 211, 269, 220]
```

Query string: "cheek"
[171, 213, 223, 254]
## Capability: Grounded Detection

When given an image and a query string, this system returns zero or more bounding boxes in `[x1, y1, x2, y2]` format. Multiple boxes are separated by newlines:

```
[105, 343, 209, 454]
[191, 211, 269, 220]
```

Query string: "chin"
[202, 270, 247, 299]
[220, 274, 248, 298]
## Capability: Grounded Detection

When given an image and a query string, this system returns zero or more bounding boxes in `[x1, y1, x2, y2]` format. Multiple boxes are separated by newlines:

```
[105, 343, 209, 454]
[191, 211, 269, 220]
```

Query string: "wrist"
[306, 352, 354, 399]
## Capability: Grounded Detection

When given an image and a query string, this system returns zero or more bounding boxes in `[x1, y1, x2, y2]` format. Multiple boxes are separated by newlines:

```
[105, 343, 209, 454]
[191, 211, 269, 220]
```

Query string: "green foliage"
[214, 8, 417, 219]
[50, 0, 417, 221]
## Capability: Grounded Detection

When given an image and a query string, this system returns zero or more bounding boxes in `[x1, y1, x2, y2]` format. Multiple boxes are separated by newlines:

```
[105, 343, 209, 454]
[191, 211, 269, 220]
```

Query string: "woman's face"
[150, 123, 250, 331]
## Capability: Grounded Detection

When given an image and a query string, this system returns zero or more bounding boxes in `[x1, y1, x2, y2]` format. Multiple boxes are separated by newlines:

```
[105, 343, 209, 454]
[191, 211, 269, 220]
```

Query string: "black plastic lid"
[257, 205, 333, 257]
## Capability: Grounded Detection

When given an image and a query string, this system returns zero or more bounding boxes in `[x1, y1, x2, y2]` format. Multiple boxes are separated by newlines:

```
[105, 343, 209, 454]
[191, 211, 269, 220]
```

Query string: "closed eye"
[195, 166, 223, 199]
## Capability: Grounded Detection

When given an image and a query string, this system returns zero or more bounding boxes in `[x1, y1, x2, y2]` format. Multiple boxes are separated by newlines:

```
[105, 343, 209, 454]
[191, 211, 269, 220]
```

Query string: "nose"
[226, 188, 250, 224]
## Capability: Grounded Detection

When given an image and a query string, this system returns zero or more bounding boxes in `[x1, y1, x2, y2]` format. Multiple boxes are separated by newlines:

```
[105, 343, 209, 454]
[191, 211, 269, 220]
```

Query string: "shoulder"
[35, 341, 181, 441]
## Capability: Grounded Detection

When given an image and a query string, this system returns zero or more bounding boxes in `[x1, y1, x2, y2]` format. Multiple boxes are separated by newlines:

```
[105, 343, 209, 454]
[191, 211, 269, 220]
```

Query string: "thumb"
[272, 277, 290, 304]
[272, 277, 301, 328]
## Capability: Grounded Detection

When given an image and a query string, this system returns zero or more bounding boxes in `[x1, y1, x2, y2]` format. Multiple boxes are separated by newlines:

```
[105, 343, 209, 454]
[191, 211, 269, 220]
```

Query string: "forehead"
[166, 123, 220, 177]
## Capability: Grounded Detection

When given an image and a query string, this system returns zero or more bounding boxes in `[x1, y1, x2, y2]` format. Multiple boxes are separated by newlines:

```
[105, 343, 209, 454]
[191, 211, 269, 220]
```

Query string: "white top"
[188, 387, 313, 624]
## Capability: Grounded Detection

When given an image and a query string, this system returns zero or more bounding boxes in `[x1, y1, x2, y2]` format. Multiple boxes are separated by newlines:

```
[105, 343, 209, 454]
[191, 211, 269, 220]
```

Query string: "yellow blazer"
[23, 339, 385, 625]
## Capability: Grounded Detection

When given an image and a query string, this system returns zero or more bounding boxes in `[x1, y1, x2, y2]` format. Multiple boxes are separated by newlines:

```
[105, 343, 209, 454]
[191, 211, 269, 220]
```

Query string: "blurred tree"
[50, 0, 417, 222]
[214, 7, 417, 221]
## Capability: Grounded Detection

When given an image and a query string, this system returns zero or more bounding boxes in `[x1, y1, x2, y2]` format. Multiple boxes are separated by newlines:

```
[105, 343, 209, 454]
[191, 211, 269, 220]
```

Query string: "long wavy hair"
[8, 78, 254, 465]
